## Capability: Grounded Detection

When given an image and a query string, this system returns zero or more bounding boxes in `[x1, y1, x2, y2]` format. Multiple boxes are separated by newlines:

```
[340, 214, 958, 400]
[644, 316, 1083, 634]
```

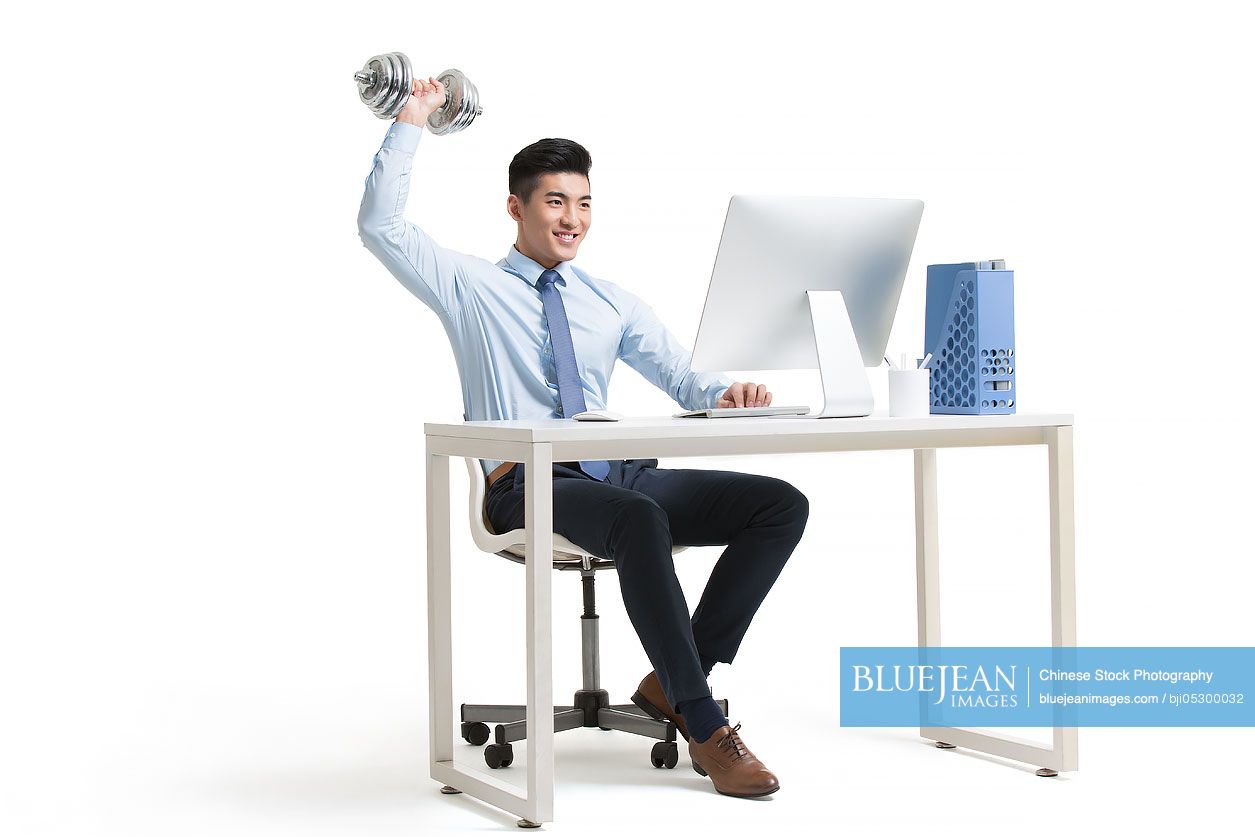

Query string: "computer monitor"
[690, 195, 924, 417]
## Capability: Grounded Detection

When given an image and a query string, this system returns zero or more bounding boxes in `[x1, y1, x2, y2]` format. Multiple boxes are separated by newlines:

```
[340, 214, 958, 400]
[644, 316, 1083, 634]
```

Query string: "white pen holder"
[888, 368, 932, 417]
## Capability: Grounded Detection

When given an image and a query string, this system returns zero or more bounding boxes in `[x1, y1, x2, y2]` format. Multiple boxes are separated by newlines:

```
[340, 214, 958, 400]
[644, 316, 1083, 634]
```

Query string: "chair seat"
[464, 458, 685, 567]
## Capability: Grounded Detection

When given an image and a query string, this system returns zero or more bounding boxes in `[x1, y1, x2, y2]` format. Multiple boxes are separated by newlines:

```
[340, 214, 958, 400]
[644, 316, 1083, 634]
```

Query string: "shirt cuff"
[708, 377, 736, 408]
[382, 121, 423, 153]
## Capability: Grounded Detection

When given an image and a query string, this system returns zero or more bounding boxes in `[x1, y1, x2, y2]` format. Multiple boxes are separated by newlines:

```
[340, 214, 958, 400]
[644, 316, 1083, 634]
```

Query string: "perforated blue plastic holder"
[923, 261, 1016, 415]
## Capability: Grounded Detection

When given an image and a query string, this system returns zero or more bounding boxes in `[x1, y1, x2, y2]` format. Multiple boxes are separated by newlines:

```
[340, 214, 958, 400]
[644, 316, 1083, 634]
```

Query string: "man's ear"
[506, 193, 521, 223]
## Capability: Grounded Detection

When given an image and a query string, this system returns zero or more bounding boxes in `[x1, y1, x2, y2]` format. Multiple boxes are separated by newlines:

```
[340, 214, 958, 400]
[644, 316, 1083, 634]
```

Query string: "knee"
[792, 486, 810, 525]
[763, 478, 809, 530]
[786, 485, 809, 530]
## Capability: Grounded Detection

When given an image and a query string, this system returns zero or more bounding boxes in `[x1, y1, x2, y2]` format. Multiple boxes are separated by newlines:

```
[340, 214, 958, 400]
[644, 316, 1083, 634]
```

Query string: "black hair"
[508, 138, 592, 204]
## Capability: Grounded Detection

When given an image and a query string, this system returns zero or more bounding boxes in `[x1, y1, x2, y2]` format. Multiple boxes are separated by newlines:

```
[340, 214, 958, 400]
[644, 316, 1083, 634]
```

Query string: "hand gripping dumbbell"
[352, 52, 482, 135]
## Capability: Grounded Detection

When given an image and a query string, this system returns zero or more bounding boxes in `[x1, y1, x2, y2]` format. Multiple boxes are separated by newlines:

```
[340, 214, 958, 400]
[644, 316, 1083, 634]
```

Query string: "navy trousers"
[484, 458, 810, 708]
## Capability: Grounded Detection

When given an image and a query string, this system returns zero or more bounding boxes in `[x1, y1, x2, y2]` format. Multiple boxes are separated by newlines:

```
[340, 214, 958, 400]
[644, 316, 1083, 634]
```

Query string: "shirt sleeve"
[618, 292, 736, 410]
[356, 121, 473, 318]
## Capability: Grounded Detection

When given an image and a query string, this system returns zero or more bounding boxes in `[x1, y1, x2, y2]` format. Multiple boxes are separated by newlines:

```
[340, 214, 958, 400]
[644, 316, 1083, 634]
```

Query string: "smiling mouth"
[554, 232, 579, 243]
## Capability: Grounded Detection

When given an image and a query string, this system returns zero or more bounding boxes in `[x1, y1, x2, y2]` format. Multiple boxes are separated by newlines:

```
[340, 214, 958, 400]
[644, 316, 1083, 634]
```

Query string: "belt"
[485, 460, 613, 489]
[486, 461, 515, 489]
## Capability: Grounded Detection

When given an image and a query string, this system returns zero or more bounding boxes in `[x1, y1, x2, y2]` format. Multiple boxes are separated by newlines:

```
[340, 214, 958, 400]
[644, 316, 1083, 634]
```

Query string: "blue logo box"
[840, 647, 1255, 727]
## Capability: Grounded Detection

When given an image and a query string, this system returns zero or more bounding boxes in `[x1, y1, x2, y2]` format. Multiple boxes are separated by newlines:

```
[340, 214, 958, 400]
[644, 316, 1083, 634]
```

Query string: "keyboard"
[674, 405, 812, 418]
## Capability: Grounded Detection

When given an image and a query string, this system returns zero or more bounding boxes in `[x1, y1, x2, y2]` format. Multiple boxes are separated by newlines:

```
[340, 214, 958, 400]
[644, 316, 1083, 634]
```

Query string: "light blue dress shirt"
[357, 121, 735, 479]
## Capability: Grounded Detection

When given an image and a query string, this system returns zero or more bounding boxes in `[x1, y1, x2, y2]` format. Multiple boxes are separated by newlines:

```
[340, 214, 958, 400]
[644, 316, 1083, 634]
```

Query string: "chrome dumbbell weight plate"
[354, 52, 413, 120]
[352, 52, 483, 134]
[425, 68, 482, 135]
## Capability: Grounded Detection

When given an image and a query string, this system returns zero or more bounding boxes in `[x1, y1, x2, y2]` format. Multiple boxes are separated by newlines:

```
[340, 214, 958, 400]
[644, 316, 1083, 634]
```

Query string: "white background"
[3, 0, 1253, 834]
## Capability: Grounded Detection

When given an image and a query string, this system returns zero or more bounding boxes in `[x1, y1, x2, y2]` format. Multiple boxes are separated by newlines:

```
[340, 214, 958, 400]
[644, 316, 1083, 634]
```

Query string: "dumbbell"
[352, 52, 483, 135]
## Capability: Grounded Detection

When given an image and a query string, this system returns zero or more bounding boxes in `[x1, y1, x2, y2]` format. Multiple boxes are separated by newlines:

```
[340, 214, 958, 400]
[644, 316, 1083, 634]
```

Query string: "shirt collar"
[502, 245, 574, 289]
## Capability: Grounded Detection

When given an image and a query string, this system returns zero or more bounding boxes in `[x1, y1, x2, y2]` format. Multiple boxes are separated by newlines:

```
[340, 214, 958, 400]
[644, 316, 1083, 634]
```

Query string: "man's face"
[508, 172, 592, 269]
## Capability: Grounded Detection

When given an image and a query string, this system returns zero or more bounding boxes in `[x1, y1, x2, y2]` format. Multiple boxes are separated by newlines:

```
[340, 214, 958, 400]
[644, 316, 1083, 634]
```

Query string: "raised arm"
[618, 292, 737, 410]
[356, 76, 471, 318]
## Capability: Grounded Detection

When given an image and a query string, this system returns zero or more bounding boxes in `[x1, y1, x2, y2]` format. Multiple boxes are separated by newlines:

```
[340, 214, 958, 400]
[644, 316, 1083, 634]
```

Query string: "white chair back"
[463, 458, 687, 564]
[464, 458, 597, 562]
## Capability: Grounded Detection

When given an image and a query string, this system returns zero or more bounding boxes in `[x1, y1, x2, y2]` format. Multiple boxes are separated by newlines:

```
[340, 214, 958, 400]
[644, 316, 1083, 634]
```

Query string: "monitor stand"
[806, 290, 874, 418]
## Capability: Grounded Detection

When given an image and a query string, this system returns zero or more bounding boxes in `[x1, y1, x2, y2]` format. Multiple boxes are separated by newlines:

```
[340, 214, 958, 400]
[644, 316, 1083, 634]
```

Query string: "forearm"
[679, 367, 737, 411]
[619, 297, 735, 410]
[357, 121, 424, 244]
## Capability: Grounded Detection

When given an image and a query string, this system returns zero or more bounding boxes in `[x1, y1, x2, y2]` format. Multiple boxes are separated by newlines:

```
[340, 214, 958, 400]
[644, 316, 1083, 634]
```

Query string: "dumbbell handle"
[353, 69, 441, 94]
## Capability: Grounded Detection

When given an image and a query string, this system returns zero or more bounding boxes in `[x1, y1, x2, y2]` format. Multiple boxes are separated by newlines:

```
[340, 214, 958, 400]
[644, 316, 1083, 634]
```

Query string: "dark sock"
[675, 696, 728, 744]
[699, 652, 718, 677]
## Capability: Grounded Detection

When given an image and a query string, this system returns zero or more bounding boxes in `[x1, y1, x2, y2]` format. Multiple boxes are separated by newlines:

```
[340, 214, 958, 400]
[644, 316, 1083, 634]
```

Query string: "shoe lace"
[715, 722, 749, 763]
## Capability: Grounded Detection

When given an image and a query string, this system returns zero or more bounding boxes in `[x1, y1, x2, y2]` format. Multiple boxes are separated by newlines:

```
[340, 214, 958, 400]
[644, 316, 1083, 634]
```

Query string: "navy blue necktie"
[536, 269, 610, 481]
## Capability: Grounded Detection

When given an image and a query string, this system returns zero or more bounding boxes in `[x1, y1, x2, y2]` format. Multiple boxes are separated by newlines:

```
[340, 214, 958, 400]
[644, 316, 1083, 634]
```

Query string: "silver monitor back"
[691, 195, 924, 373]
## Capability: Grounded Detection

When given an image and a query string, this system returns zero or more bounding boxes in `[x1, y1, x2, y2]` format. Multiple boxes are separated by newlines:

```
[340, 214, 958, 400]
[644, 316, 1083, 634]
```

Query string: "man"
[357, 76, 809, 798]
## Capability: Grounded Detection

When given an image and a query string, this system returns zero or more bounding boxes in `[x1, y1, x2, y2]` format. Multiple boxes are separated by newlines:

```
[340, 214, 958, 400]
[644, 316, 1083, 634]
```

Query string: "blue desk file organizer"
[924, 260, 1016, 415]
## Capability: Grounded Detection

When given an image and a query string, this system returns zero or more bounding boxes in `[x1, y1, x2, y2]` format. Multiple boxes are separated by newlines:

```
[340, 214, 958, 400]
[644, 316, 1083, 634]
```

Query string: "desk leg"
[425, 445, 560, 825]
[914, 449, 940, 647]
[1046, 426, 1080, 772]
[914, 436, 1079, 775]
[523, 444, 555, 825]
[426, 448, 454, 769]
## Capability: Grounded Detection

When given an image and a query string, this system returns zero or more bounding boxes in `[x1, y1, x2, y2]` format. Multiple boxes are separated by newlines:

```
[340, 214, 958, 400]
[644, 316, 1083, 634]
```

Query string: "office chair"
[458, 457, 728, 770]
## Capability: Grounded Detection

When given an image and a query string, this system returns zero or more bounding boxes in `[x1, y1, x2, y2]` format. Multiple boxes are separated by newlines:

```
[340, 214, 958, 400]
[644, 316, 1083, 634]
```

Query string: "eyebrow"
[544, 191, 593, 201]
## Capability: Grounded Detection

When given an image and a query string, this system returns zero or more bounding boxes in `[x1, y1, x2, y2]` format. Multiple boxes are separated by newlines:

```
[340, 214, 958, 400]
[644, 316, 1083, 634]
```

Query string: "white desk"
[423, 412, 1077, 826]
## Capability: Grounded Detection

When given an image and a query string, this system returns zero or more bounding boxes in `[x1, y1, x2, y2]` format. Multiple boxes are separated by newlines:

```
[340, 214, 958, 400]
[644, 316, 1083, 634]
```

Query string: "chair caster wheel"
[439, 785, 461, 794]
[651, 741, 678, 769]
[485, 742, 514, 769]
[461, 721, 491, 745]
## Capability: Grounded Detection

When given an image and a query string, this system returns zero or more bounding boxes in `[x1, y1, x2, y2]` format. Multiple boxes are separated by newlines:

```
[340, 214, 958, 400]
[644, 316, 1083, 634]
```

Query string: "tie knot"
[536, 269, 561, 290]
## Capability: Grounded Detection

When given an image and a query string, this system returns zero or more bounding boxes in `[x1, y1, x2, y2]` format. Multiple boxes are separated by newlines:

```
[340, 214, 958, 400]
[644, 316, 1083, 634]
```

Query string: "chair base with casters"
[461, 457, 729, 771]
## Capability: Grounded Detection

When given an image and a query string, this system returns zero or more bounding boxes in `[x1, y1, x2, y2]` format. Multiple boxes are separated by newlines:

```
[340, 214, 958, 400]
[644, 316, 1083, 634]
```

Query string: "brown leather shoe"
[630, 671, 690, 741]
[688, 723, 780, 798]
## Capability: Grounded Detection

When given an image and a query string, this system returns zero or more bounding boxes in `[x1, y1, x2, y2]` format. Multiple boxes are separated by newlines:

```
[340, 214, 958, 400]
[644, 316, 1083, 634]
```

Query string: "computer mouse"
[572, 409, 623, 422]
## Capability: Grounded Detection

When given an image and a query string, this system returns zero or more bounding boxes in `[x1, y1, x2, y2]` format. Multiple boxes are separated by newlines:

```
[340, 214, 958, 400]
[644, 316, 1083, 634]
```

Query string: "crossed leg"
[484, 460, 809, 708]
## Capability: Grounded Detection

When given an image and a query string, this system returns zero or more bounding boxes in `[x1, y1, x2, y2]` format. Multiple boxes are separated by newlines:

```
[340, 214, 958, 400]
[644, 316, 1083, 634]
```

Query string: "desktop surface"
[424, 411, 1074, 442]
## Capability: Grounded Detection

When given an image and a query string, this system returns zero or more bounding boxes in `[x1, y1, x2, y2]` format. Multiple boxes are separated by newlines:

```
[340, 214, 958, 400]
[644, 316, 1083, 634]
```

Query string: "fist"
[397, 76, 447, 126]
[717, 382, 772, 409]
